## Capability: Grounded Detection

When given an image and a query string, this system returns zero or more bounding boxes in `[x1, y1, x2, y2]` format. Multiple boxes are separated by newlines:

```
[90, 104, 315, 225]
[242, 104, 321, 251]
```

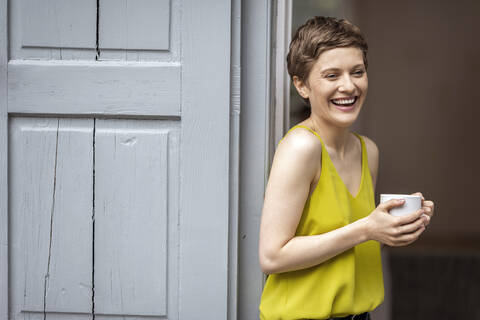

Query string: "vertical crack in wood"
[92, 119, 96, 319]
[43, 119, 60, 320]
[95, 0, 100, 60]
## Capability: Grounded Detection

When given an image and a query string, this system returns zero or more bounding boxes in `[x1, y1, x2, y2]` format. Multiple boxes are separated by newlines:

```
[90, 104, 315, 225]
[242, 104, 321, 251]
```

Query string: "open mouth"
[331, 96, 358, 107]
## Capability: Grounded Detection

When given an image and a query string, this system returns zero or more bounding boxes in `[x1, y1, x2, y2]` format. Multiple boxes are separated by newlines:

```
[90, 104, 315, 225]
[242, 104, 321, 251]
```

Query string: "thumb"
[379, 199, 405, 212]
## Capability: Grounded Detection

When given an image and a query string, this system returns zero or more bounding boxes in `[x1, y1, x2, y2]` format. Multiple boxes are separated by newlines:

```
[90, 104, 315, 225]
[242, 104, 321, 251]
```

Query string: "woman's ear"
[292, 76, 309, 99]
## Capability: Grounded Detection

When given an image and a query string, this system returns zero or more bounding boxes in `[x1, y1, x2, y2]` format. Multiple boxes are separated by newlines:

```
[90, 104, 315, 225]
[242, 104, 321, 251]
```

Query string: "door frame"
[1, 0, 8, 317]
[271, 0, 292, 152]
[237, 0, 290, 319]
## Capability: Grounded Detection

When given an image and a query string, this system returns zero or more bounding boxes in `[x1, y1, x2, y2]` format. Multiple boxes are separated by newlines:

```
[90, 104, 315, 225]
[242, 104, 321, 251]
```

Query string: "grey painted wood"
[272, 0, 292, 147]
[94, 119, 178, 317]
[96, 0, 181, 63]
[8, 61, 181, 116]
[20, 0, 96, 48]
[179, 0, 231, 318]
[100, 0, 170, 50]
[31, 314, 90, 320]
[10, 0, 96, 61]
[5, 1, 233, 319]
[0, 0, 7, 318]
[9, 118, 93, 319]
[9, 0, 180, 62]
[228, 0, 241, 319]
[239, 0, 272, 319]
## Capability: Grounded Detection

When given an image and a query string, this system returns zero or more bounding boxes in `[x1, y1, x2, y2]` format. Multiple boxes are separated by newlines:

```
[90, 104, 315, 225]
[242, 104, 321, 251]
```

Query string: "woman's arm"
[260, 216, 370, 274]
[258, 129, 323, 274]
[258, 131, 427, 275]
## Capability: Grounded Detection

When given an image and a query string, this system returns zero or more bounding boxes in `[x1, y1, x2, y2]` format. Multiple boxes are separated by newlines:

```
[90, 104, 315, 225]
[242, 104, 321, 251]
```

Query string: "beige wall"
[353, 0, 480, 247]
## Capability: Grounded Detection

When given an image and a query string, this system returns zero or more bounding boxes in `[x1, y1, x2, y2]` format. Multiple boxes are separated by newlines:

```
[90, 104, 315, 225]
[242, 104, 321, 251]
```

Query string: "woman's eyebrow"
[351, 64, 365, 69]
[319, 67, 341, 74]
[319, 64, 365, 74]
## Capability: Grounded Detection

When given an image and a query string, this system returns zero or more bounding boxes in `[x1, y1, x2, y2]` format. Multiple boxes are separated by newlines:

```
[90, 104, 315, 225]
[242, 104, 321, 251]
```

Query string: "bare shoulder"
[360, 135, 379, 188]
[277, 126, 321, 165]
[278, 126, 322, 155]
[267, 127, 322, 196]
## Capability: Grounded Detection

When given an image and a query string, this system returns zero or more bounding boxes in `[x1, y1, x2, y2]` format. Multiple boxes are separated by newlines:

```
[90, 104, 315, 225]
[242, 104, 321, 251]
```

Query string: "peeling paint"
[121, 136, 137, 146]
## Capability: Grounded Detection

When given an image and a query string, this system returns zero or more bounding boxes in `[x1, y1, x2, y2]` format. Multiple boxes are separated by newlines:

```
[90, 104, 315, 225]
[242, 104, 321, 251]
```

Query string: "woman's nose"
[338, 75, 355, 92]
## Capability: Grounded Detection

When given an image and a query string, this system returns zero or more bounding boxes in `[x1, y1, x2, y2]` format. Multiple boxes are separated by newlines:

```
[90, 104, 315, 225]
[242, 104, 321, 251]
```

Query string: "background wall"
[290, 0, 480, 319]
[354, 0, 479, 247]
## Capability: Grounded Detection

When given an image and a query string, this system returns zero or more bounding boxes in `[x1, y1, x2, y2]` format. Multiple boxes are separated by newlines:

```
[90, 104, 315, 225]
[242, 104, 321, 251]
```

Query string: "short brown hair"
[287, 16, 368, 84]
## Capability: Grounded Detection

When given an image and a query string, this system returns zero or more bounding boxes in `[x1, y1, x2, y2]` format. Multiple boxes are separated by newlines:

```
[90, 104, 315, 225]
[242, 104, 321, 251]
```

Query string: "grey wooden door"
[0, 0, 232, 319]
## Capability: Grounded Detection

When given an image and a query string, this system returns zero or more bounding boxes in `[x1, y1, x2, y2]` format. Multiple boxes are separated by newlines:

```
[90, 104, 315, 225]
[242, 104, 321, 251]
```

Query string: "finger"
[423, 200, 434, 207]
[379, 199, 405, 211]
[421, 214, 431, 226]
[422, 206, 433, 218]
[423, 201, 434, 217]
[422, 206, 432, 213]
[412, 192, 425, 200]
[398, 217, 426, 233]
[397, 208, 425, 225]
[425, 201, 434, 213]
[398, 224, 425, 244]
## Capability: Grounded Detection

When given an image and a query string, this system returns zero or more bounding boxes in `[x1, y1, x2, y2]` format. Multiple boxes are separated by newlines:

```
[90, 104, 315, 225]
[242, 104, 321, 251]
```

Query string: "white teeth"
[332, 97, 355, 105]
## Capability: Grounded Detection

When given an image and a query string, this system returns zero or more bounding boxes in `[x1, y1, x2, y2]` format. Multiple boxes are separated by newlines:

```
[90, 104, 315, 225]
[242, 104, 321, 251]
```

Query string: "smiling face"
[293, 46, 368, 128]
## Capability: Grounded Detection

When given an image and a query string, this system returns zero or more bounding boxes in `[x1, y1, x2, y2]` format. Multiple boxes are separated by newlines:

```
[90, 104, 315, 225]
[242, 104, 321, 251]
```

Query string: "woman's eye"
[326, 74, 337, 79]
[353, 70, 365, 76]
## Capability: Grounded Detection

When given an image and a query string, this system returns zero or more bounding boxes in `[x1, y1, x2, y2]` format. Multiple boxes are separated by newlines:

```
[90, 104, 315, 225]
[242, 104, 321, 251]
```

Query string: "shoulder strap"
[279, 125, 324, 145]
[352, 132, 370, 169]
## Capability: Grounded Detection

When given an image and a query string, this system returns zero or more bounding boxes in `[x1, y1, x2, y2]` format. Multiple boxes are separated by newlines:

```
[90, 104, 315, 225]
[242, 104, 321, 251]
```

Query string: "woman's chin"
[330, 105, 361, 126]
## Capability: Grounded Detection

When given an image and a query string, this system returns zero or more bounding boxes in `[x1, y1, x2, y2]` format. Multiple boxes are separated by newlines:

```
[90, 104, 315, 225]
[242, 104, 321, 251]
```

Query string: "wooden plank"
[179, 0, 231, 318]
[44, 119, 94, 314]
[0, 0, 7, 317]
[100, 0, 181, 63]
[9, 118, 93, 318]
[94, 119, 169, 317]
[228, 0, 241, 319]
[238, 1, 272, 319]
[9, 0, 96, 61]
[21, 0, 96, 48]
[10, 118, 58, 316]
[8, 61, 181, 116]
[100, 0, 170, 50]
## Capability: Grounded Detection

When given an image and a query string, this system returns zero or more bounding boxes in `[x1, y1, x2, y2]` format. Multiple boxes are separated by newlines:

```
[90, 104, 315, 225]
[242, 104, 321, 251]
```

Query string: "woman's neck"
[306, 116, 352, 160]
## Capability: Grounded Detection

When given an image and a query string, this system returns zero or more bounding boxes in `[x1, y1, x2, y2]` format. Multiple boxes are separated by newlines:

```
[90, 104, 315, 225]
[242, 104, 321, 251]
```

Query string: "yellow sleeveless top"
[259, 125, 384, 320]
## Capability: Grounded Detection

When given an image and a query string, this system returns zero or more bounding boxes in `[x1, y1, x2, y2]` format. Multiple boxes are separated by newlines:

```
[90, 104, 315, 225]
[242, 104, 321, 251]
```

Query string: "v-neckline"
[293, 125, 364, 199]
[321, 133, 364, 199]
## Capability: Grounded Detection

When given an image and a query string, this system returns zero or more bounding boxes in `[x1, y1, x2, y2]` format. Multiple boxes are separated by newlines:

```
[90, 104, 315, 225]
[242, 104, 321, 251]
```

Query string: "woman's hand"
[364, 199, 428, 247]
[411, 192, 435, 227]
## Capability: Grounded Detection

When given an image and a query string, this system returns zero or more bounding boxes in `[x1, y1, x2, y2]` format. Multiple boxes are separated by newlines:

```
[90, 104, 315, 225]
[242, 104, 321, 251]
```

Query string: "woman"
[258, 16, 435, 320]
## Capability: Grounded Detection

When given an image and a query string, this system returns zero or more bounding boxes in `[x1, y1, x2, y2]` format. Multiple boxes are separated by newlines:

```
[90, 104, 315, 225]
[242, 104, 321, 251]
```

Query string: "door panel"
[20, 0, 96, 49]
[9, 118, 94, 317]
[100, 0, 171, 50]
[94, 119, 178, 317]
[3, 0, 231, 319]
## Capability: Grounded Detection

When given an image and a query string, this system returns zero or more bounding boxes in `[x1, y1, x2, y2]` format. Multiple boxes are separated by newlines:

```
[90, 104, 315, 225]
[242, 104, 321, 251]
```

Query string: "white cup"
[380, 194, 422, 216]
